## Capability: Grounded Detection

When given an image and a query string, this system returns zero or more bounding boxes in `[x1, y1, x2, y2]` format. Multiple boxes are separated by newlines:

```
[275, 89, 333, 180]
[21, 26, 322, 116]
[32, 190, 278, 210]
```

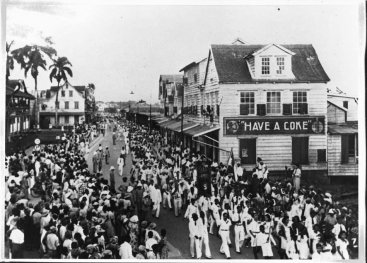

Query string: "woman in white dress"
[336, 231, 350, 260]
[117, 154, 125, 176]
[286, 235, 300, 260]
[297, 232, 310, 259]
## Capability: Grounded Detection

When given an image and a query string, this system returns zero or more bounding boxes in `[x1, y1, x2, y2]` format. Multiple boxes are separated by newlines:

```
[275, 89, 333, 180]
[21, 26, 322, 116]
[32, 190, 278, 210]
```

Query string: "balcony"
[7, 103, 30, 115]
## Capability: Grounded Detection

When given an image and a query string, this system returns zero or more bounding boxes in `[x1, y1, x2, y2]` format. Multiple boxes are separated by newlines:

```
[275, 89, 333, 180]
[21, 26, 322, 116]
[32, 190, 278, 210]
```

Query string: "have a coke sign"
[224, 116, 325, 135]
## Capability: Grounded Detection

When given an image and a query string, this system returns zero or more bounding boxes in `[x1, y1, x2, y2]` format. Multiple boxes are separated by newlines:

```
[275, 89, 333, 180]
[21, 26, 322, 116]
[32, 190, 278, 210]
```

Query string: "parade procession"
[2, 1, 364, 262]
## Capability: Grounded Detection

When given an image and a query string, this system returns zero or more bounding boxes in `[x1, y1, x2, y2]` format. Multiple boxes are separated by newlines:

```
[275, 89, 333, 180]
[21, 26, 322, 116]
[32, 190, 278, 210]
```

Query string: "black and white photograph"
[1, 0, 365, 261]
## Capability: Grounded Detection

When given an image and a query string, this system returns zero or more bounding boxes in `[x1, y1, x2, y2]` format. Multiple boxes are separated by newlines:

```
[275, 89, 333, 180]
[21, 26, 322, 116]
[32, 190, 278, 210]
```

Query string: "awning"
[158, 119, 178, 128]
[172, 122, 200, 132]
[328, 124, 358, 134]
[184, 125, 220, 137]
[40, 112, 85, 116]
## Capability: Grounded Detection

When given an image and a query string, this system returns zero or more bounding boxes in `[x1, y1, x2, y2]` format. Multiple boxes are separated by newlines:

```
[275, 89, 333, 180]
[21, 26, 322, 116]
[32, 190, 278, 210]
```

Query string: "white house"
[39, 82, 86, 128]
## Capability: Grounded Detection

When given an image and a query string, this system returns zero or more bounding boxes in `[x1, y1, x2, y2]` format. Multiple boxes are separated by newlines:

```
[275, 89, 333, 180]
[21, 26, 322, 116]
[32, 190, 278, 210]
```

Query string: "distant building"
[39, 82, 86, 128]
[158, 74, 183, 116]
[6, 79, 35, 137]
[327, 92, 358, 179]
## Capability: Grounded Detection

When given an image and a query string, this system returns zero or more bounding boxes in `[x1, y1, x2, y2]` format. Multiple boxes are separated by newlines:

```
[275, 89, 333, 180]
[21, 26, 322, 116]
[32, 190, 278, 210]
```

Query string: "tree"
[6, 41, 15, 84]
[49, 57, 73, 125]
[12, 45, 57, 126]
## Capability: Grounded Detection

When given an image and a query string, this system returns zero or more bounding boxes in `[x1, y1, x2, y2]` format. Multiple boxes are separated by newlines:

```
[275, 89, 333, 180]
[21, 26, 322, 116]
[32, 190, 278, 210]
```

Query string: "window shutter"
[257, 104, 266, 116]
[283, 104, 292, 115]
[317, 149, 326, 162]
[217, 104, 220, 116]
[299, 103, 308, 114]
[341, 135, 349, 163]
[206, 105, 211, 113]
[173, 106, 177, 113]
[195, 105, 198, 115]
[240, 104, 249, 115]
[201, 105, 204, 115]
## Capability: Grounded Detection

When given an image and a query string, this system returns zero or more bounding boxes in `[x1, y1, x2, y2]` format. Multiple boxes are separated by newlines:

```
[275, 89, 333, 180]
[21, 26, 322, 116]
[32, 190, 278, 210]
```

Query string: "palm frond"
[49, 67, 57, 82]
[64, 66, 73, 77]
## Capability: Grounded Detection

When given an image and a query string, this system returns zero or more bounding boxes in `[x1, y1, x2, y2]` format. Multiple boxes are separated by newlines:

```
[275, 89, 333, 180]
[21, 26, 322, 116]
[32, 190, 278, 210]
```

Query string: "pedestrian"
[199, 211, 212, 259]
[256, 224, 276, 259]
[152, 184, 162, 218]
[232, 205, 245, 254]
[8, 221, 24, 259]
[292, 164, 302, 192]
[172, 184, 182, 217]
[189, 213, 202, 259]
[218, 212, 232, 259]
[117, 154, 125, 177]
[109, 166, 116, 193]
[104, 146, 110, 165]
[112, 132, 116, 145]
[158, 229, 169, 259]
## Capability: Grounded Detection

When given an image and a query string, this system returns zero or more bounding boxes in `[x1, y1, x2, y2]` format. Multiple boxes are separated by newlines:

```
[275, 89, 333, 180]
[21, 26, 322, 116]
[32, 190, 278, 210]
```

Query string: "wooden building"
[158, 75, 183, 117]
[39, 82, 86, 128]
[206, 43, 330, 175]
[327, 94, 358, 180]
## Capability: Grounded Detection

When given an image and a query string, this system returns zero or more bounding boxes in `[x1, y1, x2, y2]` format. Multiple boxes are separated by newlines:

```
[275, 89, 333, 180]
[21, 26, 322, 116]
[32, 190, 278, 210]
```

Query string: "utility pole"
[181, 80, 185, 153]
[149, 102, 152, 134]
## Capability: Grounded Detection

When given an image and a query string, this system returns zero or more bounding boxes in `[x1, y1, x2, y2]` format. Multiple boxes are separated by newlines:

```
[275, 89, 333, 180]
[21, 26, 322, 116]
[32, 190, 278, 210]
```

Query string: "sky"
[4, 0, 365, 103]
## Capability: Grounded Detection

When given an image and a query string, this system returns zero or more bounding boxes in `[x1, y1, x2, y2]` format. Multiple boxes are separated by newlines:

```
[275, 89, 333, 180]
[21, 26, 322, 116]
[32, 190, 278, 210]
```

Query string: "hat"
[137, 181, 142, 187]
[130, 215, 139, 223]
[342, 206, 348, 211]
[50, 225, 57, 232]
[127, 186, 134, 193]
[143, 192, 149, 198]
[328, 209, 335, 214]
[110, 166, 115, 170]
[103, 250, 112, 256]
[105, 146, 108, 148]
[138, 245, 146, 252]
[325, 192, 332, 198]
[149, 222, 157, 229]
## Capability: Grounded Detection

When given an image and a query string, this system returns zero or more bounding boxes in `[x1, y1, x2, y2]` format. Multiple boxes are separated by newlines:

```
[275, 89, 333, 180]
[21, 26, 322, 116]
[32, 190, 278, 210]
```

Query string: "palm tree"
[12, 45, 57, 126]
[6, 41, 15, 85]
[49, 57, 73, 126]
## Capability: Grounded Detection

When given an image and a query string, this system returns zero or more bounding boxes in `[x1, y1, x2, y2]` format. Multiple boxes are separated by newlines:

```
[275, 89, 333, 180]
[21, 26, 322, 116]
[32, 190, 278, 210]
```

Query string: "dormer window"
[276, 57, 285, 74]
[261, 57, 270, 75]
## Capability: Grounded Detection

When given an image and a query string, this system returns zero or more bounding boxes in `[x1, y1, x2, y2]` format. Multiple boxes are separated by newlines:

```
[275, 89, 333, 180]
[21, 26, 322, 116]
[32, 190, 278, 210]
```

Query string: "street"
[86, 128, 278, 260]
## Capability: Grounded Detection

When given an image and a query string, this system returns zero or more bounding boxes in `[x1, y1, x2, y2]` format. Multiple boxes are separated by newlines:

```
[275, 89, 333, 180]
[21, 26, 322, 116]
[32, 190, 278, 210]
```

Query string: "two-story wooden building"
[327, 92, 358, 181]
[208, 43, 330, 175]
[39, 82, 86, 128]
[158, 74, 183, 117]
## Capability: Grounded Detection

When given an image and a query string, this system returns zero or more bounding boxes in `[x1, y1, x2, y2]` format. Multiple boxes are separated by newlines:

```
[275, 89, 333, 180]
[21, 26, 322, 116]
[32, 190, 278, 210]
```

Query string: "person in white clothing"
[209, 199, 221, 235]
[152, 184, 162, 218]
[199, 211, 212, 259]
[218, 212, 232, 259]
[231, 205, 245, 254]
[256, 225, 276, 259]
[119, 236, 134, 259]
[336, 231, 350, 260]
[117, 154, 125, 176]
[185, 199, 198, 220]
[189, 213, 203, 259]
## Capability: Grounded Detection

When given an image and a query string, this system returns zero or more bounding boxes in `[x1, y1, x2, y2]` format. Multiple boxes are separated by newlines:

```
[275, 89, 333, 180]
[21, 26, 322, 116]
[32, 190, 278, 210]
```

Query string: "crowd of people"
[4, 116, 359, 260]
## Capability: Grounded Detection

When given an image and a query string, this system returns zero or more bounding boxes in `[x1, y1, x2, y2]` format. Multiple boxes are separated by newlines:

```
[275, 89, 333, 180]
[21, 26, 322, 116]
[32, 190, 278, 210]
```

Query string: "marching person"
[109, 166, 116, 193]
[256, 224, 276, 259]
[104, 146, 110, 165]
[112, 132, 116, 145]
[151, 184, 162, 219]
[218, 212, 232, 259]
[189, 213, 203, 259]
[292, 164, 302, 192]
[247, 213, 261, 259]
[231, 205, 245, 254]
[199, 211, 212, 259]
[117, 154, 125, 177]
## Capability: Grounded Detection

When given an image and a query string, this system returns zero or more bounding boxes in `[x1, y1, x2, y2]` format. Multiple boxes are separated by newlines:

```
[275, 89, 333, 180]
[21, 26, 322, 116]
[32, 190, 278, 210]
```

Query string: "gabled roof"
[210, 44, 330, 83]
[179, 62, 197, 72]
[327, 100, 347, 112]
[50, 84, 85, 94]
[250, 43, 295, 57]
[6, 79, 35, 99]
[159, 74, 183, 83]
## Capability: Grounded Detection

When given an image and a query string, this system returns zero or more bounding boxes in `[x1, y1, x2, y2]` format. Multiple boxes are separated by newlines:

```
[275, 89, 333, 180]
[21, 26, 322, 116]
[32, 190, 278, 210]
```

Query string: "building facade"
[210, 44, 330, 175]
[327, 93, 358, 179]
[158, 74, 183, 116]
[39, 82, 86, 128]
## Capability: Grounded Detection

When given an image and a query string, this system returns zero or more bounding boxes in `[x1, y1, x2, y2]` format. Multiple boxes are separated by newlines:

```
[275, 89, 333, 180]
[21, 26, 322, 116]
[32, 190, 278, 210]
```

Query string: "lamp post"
[181, 78, 186, 153]
[129, 91, 134, 122]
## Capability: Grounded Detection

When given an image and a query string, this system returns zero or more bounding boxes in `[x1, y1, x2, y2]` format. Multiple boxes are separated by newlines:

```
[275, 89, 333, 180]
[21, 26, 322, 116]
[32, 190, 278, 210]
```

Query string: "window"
[317, 149, 326, 162]
[240, 139, 256, 164]
[74, 101, 79, 109]
[69, 90, 73, 97]
[292, 137, 309, 164]
[61, 90, 65, 97]
[343, 101, 349, 109]
[276, 57, 285, 74]
[194, 73, 198, 83]
[266, 92, 281, 114]
[293, 91, 307, 114]
[341, 134, 357, 163]
[55, 101, 59, 109]
[261, 57, 270, 75]
[65, 115, 69, 124]
[240, 92, 255, 115]
[65, 101, 69, 109]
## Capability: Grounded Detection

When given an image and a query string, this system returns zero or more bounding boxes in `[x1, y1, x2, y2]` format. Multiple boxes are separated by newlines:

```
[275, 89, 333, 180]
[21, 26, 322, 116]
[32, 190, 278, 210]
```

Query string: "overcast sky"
[5, 0, 365, 103]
